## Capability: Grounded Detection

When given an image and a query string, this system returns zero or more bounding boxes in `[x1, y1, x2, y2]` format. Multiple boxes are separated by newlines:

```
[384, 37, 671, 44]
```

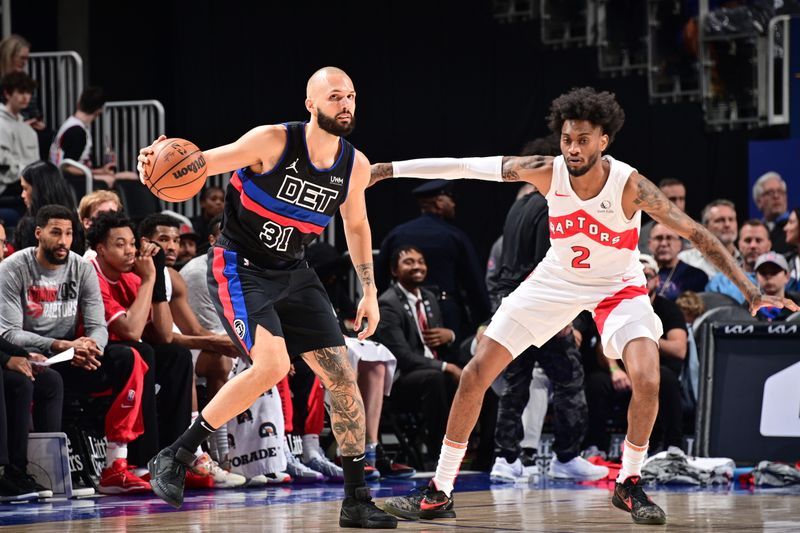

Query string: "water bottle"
[103, 135, 117, 172]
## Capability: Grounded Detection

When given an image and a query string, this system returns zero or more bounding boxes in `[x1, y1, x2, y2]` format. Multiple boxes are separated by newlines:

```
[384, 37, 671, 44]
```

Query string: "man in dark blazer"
[374, 244, 461, 460]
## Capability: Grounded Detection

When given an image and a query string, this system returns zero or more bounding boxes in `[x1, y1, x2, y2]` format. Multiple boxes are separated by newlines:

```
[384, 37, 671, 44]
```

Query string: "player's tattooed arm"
[627, 173, 762, 305]
[304, 347, 365, 456]
[501, 155, 554, 191]
[369, 163, 393, 187]
[355, 262, 375, 290]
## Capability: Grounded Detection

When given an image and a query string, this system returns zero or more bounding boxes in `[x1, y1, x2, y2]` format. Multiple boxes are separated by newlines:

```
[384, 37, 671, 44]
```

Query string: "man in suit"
[374, 244, 461, 460]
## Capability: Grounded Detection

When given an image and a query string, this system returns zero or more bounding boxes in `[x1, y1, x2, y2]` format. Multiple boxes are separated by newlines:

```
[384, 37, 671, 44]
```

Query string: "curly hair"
[86, 210, 135, 249]
[547, 87, 626, 144]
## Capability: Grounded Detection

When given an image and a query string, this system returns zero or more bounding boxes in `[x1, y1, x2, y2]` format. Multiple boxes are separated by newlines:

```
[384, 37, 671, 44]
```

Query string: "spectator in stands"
[136, 213, 244, 488]
[674, 291, 704, 413]
[678, 199, 741, 278]
[49, 87, 136, 188]
[750, 252, 800, 321]
[638, 178, 688, 253]
[0, 72, 39, 227]
[649, 223, 708, 300]
[376, 181, 490, 342]
[784, 208, 799, 291]
[0, 230, 63, 501]
[86, 211, 196, 482]
[177, 222, 199, 269]
[12, 161, 84, 255]
[191, 186, 224, 256]
[753, 172, 791, 253]
[0, 219, 6, 259]
[0, 35, 50, 160]
[705, 219, 772, 304]
[0, 205, 152, 494]
[374, 245, 460, 462]
[584, 254, 687, 453]
[78, 189, 121, 231]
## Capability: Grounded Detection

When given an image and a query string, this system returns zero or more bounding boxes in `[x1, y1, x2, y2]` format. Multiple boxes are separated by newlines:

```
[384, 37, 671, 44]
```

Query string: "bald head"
[306, 66, 353, 99]
[305, 66, 356, 137]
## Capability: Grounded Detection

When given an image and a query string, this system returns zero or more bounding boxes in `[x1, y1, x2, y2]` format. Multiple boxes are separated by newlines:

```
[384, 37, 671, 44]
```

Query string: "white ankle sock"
[617, 437, 648, 482]
[432, 437, 467, 497]
[302, 434, 322, 462]
[105, 441, 127, 468]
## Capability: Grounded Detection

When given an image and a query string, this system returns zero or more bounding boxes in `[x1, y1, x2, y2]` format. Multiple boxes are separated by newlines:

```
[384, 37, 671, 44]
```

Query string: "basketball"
[142, 138, 208, 202]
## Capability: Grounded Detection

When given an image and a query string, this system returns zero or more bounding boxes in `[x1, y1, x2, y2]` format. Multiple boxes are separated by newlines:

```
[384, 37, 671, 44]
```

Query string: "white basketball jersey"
[542, 155, 642, 282]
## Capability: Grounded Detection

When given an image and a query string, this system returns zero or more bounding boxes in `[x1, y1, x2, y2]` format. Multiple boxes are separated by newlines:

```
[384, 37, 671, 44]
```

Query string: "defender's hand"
[748, 294, 800, 316]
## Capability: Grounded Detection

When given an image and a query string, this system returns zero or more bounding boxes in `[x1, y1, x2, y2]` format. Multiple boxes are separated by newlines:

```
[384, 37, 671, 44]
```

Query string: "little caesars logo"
[172, 154, 207, 180]
[233, 319, 246, 340]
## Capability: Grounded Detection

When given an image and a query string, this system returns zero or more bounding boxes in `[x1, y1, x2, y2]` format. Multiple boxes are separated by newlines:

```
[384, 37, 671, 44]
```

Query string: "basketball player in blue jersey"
[370, 87, 798, 526]
[136, 67, 396, 529]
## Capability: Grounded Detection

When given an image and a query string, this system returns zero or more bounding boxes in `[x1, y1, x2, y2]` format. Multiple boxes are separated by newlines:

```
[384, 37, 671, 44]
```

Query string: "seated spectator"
[177, 222, 199, 269]
[584, 254, 687, 453]
[752, 172, 791, 253]
[749, 252, 800, 321]
[784, 207, 799, 290]
[86, 211, 196, 478]
[78, 189, 122, 231]
[191, 186, 224, 256]
[649, 223, 708, 300]
[0, 71, 38, 227]
[674, 291, 705, 413]
[136, 213, 244, 488]
[638, 178, 689, 253]
[48, 87, 137, 188]
[705, 219, 772, 304]
[0, 205, 151, 494]
[0, 35, 50, 161]
[678, 199, 741, 277]
[374, 245, 460, 462]
[12, 161, 84, 255]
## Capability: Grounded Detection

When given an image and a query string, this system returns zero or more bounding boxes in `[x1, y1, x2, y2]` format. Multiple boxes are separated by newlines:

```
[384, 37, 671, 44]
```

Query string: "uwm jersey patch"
[222, 121, 355, 262]
[543, 155, 642, 281]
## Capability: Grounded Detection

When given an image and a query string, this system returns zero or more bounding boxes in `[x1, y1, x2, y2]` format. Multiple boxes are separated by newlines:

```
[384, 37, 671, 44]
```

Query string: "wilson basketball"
[143, 138, 208, 202]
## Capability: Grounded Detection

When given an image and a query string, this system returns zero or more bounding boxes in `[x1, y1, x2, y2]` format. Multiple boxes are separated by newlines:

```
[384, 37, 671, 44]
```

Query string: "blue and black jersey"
[221, 121, 355, 266]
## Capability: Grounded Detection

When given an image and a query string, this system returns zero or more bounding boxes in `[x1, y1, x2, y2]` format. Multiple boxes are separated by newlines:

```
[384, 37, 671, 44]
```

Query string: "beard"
[565, 151, 600, 177]
[317, 109, 355, 137]
[43, 246, 69, 265]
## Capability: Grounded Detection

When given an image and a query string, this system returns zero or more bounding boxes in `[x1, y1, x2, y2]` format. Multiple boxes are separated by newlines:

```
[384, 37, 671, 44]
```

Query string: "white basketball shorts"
[484, 260, 663, 359]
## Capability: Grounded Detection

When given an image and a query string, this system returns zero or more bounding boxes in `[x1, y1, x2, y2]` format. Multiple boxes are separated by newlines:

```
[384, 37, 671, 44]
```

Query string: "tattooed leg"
[302, 346, 366, 456]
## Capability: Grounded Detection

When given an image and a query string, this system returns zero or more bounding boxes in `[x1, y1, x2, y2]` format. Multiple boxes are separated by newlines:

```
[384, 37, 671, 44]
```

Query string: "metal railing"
[28, 51, 84, 130]
[767, 15, 791, 126]
[90, 99, 165, 175]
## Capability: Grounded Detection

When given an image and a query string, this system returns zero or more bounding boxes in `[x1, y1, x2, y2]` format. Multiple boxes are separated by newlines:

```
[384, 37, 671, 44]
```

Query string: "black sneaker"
[5, 465, 52, 498]
[339, 486, 398, 529]
[382, 480, 455, 521]
[148, 447, 194, 508]
[612, 475, 667, 525]
[0, 471, 39, 502]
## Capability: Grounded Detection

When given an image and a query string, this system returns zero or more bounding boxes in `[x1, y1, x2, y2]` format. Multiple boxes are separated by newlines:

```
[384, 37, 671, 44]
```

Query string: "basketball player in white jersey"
[371, 87, 798, 525]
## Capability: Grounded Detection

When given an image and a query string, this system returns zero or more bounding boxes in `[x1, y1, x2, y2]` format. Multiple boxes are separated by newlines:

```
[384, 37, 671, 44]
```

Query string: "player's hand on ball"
[137, 134, 167, 184]
[354, 294, 379, 341]
[748, 294, 800, 316]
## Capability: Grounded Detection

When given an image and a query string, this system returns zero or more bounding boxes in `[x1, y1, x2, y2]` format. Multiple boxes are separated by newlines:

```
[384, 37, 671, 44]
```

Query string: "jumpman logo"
[286, 158, 300, 173]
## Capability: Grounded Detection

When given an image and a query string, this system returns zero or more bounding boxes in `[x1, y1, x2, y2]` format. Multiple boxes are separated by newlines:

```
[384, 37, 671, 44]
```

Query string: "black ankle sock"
[522, 447, 536, 457]
[168, 413, 216, 462]
[341, 454, 366, 497]
[502, 452, 518, 463]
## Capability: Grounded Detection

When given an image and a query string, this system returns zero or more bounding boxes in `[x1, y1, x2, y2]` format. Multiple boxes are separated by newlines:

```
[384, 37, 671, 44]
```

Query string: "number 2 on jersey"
[571, 246, 591, 269]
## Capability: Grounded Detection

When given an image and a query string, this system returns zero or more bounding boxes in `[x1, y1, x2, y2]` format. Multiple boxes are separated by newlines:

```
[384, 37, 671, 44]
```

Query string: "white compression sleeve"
[392, 156, 504, 182]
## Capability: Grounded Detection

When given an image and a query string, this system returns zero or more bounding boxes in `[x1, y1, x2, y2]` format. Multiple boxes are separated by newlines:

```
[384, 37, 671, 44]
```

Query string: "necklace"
[658, 262, 679, 297]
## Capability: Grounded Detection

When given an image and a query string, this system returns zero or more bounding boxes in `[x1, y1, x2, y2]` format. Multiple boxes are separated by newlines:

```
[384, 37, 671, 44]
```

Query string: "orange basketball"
[143, 138, 208, 202]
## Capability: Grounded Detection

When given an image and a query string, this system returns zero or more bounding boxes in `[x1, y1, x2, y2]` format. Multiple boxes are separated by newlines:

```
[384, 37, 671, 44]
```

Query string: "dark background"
[14, 0, 779, 266]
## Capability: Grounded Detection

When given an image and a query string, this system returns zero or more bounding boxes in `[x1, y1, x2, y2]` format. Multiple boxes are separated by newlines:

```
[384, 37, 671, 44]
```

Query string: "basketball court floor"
[1, 473, 798, 532]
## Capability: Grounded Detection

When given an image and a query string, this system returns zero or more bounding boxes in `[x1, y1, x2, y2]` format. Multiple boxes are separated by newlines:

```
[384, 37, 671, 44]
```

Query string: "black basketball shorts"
[207, 245, 345, 360]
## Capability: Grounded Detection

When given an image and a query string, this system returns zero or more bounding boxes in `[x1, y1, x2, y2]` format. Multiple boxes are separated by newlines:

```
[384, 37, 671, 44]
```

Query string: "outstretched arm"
[341, 150, 379, 340]
[370, 155, 554, 193]
[623, 173, 799, 316]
